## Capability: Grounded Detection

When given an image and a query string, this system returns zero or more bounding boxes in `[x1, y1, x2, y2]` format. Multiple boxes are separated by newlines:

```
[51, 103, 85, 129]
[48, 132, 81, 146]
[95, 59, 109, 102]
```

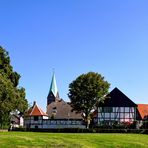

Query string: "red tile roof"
[26, 102, 48, 116]
[137, 104, 148, 119]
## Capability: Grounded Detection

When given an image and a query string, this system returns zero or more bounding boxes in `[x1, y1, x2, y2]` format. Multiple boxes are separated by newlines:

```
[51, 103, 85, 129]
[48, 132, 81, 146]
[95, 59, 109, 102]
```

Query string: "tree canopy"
[0, 46, 28, 128]
[68, 72, 110, 128]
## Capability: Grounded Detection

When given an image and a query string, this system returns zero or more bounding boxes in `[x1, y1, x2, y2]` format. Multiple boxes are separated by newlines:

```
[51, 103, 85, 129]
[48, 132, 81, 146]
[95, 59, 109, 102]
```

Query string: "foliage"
[68, 72, 110, 128]
[0, 132, 148, 147]
[0, 46, 28, 128]
[139, 116, 148, 129]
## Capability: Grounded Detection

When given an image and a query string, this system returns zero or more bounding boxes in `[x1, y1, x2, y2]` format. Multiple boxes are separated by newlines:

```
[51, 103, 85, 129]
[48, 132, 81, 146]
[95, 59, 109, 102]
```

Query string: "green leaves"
[0, 46, 28, 127]
[68, 72, 110, 128]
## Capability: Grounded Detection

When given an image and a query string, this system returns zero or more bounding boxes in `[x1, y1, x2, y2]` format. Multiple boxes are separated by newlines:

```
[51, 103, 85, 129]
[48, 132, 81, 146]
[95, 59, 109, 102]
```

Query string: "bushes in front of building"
[10, 127, 146, 134]
[9, 126, 26, 132]
[94, 121, 137, 129]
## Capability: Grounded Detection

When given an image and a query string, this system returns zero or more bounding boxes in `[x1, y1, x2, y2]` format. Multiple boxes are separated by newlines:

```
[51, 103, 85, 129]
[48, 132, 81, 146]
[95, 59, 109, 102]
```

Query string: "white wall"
[98, 107, 136, 124]
[24, 116, 85, 129]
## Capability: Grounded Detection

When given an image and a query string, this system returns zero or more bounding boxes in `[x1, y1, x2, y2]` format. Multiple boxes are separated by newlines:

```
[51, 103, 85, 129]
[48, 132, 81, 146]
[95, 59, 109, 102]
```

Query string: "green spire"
[49, 72, 58, 97]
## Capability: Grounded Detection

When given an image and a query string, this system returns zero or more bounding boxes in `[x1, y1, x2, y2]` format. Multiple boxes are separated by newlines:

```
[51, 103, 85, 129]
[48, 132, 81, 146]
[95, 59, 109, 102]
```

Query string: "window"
[125, 107, 129, 112]
[120, 107, 124, 112]
[34, 116, 38, 121]
[52, 107, 57, 113]
[102, 107, 113, 113]
[105, 113, 110, 118]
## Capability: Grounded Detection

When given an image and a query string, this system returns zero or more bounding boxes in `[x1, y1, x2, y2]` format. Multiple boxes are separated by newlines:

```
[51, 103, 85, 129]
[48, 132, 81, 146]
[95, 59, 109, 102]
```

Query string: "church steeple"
[47, 72, 59, 106]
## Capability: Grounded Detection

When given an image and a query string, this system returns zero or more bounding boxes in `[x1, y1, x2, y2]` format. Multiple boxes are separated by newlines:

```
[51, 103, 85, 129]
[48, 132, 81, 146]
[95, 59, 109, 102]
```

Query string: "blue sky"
[0, 0, 148, 111]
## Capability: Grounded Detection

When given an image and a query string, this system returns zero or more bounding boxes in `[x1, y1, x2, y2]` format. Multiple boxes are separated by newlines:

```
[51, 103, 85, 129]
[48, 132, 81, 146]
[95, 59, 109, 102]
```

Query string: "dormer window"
[52, 107, 57, 113]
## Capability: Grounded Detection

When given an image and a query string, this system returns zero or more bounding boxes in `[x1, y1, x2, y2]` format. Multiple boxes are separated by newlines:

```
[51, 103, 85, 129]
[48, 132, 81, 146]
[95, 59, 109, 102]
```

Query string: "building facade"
[24, 73, 85, 129]
[97, 88, 137, 126]
[24, 101, 85, 129]
[46, 72, 82, 120]
[24, 73, 148, 129]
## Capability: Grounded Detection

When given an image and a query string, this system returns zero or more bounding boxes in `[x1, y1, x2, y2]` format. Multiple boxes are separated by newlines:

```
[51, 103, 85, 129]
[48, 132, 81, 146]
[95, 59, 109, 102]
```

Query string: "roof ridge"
[37, 105, 47, 116]
[29, 102, 47, 116]
[112, 87, 137, 105]
[137, 103, 148, 105]
[29, 104, 36, 116]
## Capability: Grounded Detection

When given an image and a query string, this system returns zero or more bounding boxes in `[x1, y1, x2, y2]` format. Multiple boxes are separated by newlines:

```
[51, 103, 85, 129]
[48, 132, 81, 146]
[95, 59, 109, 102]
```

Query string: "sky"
[0, 0, 148, 111]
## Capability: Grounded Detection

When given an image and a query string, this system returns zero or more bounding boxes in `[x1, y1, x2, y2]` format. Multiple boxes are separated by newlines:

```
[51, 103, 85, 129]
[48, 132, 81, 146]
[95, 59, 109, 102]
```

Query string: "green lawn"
[0, 132, 148, 148]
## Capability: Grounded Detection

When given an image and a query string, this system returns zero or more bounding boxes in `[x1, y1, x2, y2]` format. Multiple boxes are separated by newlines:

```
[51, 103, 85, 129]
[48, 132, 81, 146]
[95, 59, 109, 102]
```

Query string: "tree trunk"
[85, 112, 90, 129]
[86, 119, 90, 129]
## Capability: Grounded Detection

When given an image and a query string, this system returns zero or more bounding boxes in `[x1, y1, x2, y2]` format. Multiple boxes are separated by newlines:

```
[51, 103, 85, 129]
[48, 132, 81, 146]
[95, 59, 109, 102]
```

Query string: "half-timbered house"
[97, 87, 137, 126]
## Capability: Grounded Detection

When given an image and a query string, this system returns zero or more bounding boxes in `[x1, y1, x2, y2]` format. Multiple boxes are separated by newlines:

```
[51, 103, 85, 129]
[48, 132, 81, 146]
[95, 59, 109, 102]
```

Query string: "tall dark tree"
[68, 72, 110, 128]
[0, 46, 28, 128]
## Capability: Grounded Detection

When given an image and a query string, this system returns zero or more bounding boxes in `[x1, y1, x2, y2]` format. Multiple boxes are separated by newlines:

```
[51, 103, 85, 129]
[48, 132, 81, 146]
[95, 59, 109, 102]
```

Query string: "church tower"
[47, 72, 59, 106]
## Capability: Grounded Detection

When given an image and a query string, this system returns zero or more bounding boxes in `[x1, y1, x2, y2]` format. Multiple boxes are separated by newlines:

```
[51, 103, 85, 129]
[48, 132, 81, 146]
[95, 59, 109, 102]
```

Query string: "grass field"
[0, 132, 148, 148]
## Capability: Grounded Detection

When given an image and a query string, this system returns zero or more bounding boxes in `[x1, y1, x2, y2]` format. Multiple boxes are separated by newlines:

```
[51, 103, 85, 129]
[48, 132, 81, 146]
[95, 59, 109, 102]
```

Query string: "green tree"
[68, 72, 110, 128]
[0, 46, 28, 128]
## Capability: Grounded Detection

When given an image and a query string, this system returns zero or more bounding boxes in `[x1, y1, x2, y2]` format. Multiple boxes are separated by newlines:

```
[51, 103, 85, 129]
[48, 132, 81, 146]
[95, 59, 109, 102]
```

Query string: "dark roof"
[47, 99, 82, 119]
[99, 87, 137, 107]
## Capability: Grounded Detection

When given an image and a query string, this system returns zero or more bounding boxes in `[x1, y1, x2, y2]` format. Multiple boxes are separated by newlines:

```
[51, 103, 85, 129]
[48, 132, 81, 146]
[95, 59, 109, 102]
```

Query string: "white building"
[24, 101, 85, 129]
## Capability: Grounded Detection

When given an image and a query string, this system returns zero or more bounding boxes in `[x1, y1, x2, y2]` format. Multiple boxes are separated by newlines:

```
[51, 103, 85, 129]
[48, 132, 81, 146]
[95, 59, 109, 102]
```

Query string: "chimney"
[33, 101, 36, 106]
